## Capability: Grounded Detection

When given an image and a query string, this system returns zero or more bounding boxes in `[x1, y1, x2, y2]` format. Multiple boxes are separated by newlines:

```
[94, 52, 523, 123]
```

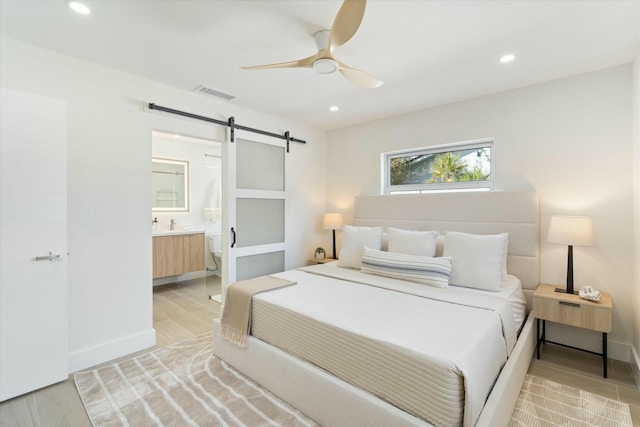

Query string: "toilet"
[207, 233, 222, 276]
[207, 233, 222, 255]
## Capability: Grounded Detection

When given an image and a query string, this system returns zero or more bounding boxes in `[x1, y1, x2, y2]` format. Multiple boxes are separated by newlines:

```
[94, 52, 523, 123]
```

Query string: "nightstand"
[533, 283, 612, 377]
[309, 258, 336, 265]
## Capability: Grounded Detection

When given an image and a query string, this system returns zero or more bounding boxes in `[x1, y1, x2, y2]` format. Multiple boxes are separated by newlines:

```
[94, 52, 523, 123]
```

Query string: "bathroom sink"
[152, 228, 204, 236]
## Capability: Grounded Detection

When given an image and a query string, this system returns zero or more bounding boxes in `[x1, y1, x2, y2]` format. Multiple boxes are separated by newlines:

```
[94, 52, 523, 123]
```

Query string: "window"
[382, 139, 493, 194]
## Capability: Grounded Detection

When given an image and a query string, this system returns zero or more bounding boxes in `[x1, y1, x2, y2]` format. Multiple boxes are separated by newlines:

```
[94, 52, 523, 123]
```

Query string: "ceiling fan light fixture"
[241, 0, 381, 88]
[313, 58, 338, 74]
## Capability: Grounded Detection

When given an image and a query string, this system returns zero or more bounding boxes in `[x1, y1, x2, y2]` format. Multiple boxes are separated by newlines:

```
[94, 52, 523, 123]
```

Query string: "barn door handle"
[230, 227, 236, 248]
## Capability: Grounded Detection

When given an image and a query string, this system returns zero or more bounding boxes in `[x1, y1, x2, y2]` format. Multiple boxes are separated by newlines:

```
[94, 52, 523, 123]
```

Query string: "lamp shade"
[547, 215, 593, 246]
[323, 213, 343, 230]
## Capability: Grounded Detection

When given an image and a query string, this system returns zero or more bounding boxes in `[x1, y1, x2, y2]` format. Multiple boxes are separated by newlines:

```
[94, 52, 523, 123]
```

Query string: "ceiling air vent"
[193, 85, 235, 101]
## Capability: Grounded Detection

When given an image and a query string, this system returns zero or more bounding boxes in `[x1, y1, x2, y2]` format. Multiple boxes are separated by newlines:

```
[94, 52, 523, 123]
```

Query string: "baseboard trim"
[68, 329, 156, 373]
[608, 340, 633, 363]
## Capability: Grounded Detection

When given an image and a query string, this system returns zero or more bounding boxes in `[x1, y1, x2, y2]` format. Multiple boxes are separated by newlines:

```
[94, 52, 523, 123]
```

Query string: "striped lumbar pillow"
[361, 247, 451, 288]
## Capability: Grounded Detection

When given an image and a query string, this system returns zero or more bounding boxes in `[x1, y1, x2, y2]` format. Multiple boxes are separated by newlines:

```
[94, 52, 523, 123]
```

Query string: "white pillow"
[387, 228, 438, 257]
[361, 247, 451, 288]
[337, 225, 383, 269]
[443, 232, 509, 291]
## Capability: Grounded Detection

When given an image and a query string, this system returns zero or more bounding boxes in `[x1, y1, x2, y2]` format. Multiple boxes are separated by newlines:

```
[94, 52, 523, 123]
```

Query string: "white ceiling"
[1, 1, 638, 131]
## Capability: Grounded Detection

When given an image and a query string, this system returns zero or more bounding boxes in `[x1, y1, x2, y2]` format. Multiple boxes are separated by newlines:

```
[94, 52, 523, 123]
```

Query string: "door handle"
[34, 252, 62, 262]
[230, 227, 236, 248]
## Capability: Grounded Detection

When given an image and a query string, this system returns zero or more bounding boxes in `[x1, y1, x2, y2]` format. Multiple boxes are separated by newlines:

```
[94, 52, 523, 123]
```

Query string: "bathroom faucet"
[170, 219, 176, 230]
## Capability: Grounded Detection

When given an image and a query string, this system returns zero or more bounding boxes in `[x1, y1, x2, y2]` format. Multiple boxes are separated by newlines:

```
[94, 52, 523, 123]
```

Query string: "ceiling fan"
[241, 0, 383, 88]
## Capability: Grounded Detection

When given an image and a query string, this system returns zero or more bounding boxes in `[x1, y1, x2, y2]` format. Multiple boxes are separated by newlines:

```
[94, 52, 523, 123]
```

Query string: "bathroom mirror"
[152, 158, 189, 212]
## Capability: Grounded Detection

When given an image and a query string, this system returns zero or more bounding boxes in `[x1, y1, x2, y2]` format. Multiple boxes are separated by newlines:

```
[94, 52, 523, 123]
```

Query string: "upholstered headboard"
[354, 191, 539, 306]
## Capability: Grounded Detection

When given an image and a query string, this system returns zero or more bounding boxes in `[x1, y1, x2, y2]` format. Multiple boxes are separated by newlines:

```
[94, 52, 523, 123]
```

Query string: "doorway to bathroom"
[151, 131, 223, 302]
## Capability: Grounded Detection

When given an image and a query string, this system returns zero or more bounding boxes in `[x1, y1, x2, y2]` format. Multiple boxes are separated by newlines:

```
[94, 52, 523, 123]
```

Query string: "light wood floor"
[153, 275, 222, 348]
[1, 277, 638, 426]
[0, 276, 222, 427]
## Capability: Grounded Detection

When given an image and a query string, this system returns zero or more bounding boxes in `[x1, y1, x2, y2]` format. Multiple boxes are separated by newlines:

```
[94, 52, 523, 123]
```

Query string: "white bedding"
[299, 262, 524, 345]
[251, 264, 521, 426]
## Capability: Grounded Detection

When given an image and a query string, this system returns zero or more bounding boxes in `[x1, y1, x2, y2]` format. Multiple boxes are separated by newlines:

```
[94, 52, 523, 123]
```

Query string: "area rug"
[510, 374, 633, 427]
[75, 333, 318, 427]
[76, 337, 634, 427]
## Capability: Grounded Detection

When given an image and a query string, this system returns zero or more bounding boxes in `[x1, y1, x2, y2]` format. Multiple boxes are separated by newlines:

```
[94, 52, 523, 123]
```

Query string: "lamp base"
[554, 288, 578, 295]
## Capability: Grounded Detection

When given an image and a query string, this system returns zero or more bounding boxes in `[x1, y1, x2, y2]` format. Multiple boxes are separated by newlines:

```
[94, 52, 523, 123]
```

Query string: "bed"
[213, 191, 539, 427]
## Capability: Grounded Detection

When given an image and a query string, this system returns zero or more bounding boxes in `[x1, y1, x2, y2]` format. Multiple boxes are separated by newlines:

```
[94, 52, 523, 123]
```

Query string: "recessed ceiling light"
[329, 106, 339, 112]
[500, 54, 515, 63]
[68, 2, 90, 15]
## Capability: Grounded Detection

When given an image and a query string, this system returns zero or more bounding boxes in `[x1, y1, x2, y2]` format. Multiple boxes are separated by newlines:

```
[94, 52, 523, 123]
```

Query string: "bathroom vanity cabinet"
[152, 232, 205, 279]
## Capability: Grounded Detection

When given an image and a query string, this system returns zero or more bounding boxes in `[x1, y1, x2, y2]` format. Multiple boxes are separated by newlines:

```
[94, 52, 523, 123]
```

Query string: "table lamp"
[323, 213, 343, 259]
[547, 215, 593, 294]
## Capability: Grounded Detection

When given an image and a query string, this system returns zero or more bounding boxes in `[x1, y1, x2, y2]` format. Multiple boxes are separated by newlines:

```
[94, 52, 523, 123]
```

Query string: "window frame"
[382, 138, 494, 194]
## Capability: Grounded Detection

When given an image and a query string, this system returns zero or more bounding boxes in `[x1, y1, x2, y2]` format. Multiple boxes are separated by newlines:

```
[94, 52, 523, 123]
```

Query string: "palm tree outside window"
[383, 139, 493, 194]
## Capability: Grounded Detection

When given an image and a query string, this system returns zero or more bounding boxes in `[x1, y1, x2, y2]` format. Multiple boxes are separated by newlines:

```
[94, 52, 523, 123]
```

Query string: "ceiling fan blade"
[337, 62, 383, 88]
[329, 0, 367, 51]
[241, 53, 318, 70]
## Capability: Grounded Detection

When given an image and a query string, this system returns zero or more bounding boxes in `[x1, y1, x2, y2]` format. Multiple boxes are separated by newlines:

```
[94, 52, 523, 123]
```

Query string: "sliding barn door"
[222, 130, 286, 302]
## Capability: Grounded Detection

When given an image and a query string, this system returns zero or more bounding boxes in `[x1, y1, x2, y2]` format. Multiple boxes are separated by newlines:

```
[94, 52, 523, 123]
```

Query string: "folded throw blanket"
[220, 275, 297, 348]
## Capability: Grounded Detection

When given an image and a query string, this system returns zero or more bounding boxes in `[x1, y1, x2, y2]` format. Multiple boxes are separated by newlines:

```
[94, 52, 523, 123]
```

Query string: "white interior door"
[222, 130, 286, 301]
[0, 89, 68, 401]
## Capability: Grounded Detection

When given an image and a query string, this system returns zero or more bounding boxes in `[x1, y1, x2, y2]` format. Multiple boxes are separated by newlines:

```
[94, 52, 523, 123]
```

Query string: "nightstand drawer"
[533, 296, 611, 332]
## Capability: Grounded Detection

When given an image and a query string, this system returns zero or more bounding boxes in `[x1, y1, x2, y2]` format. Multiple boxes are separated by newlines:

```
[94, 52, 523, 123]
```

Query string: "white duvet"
[252, 263, 520, 426]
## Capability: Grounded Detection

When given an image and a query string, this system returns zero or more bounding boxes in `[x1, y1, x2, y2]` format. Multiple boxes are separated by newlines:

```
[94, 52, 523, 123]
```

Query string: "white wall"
[632, 50, 640, 381]
[0, 36, 327, 372]
[328, 65, 635, 361]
